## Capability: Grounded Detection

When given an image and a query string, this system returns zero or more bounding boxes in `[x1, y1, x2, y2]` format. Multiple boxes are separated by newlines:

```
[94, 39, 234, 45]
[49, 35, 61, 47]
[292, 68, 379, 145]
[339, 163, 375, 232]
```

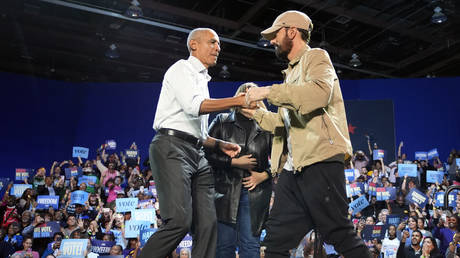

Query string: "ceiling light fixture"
[256, 38, 270, 48]
[431, 6, 447, 24]
[349, 53, 361, 67]
[219, 65, 230, 79]
[125, 0, 143, 19]
[105, 44, 120, 59]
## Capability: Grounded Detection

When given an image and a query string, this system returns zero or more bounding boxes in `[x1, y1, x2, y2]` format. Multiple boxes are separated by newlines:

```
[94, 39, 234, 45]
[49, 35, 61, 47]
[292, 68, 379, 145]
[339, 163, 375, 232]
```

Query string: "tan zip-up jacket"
[253, 45, 352, 174]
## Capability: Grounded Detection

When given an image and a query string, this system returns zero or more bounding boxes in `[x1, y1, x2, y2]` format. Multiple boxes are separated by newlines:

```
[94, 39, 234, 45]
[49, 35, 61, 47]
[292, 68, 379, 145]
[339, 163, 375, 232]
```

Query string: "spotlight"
[125, 0, 143, 19]
[349, 53, 361, 67]
[257, 38, 271, 48]
[105, 44, 120, 59]
[431, 6, 447, 24]
[219, 65, 230, 79]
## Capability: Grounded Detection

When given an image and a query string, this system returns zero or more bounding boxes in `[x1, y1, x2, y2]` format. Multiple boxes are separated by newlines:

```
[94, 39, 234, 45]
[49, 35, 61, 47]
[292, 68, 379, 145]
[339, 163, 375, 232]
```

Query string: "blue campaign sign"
[0, 177, 11, 199]
[362, 225, 387, 241]
[344, 169, 356, 182]
[373, 149, 385, 160]
[176, 234, 193, 254]
[456, 158, 460, 167]
[388, 187, 397, 200]
[15, 168, 32, 181]
[33, 221, 60, 238]
[140, 228, 157, 247]
[376, 187, 390, 201]
[125, 220, 151, 238]
[125, 149, 138, 158]
[349, 195, 369, 215]
[72, 146, 89, 159]
[132, 208, 157, 225]
[36, 195, 59, 210]
[78, 175, 98, 186]
[405, 188, 428, 208]
[10, 184, 32, 197]
[346, 184, 352, 198]
[435, 192, 444, 207]
[415, 152, 428, 160]
[106, 139, 117, 150]
[448, 190, 458, 207]
[138, 199, 155, 209]
[386, 215, 401, 225]
[59, 239, 88, 258]
[116, 198, 139, 213]
[398, 164, 417, 177]
[91, 240, 115, 255]
[434, 191, 457, 207]
[426, 170, 444, 184]
[427, 148, 439, 160]
[70, 190, 89, 205]
[368, 182, 377, 196]
[149, 185, 157, 197]
[65, 167, 82, 179]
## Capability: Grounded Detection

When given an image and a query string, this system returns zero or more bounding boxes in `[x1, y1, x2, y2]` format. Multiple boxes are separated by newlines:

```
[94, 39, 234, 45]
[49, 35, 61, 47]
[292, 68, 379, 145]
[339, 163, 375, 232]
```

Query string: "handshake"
[241, 85, 271, 109]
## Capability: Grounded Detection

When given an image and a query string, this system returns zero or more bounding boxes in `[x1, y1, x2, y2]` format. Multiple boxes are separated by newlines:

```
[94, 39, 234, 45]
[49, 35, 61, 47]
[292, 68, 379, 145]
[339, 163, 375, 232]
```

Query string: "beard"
[274, 31, 293, 62]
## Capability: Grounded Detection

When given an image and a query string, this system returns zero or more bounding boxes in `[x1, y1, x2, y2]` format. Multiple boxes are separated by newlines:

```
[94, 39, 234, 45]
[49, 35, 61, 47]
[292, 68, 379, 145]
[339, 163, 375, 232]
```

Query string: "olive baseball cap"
[261, 10, 313, 40]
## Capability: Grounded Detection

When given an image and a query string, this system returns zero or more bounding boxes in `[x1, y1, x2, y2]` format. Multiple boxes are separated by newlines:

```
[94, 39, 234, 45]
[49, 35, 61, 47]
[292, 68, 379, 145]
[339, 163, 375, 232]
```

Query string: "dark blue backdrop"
[1, 71, 459, 178]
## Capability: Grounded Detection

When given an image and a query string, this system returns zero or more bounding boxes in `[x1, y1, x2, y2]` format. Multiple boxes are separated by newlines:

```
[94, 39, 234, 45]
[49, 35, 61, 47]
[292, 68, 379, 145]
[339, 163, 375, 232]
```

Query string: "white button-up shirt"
[153, 56, 211, 139]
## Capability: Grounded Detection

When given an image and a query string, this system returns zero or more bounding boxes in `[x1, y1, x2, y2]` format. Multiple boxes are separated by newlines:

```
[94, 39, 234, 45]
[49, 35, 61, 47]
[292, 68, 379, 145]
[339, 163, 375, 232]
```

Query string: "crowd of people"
[0, 140, 459, 258]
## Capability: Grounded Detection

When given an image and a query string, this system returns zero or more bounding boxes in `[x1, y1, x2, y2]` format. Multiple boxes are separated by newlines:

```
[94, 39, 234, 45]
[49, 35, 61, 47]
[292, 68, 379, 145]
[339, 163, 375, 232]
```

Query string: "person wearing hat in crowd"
[244, 10, 371, 257]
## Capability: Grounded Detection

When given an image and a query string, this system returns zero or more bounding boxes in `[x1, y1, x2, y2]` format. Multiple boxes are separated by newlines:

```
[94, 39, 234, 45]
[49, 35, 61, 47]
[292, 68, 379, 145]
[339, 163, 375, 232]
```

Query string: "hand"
[246, 86, 271, 103]
[231, 154, 257, 170]
[402, 230, 410, 242]
[243, 171, 269, 191]
[399, 141, 404, 147]
[219, 141, 241, 158]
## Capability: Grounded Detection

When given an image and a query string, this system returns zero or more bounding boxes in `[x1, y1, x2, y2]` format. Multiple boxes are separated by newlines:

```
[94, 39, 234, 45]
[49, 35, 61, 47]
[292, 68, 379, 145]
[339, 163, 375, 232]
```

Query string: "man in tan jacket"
[244, 10, 371, 258]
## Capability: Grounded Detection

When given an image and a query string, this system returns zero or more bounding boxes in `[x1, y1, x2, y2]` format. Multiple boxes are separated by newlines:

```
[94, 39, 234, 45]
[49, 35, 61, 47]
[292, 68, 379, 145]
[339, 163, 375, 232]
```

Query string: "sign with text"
[78, 175, 98, 186]
[0, 177, 11, 200]
[59, 239, 88, 258]
[116, 198, 138, 213]
[415, 152, 428, 160]
[345, 169, 356, 182]
[65, 167, 82, 179]
[138, 199, 155, 209]
[349, 183, 363, 196]
[456, 158, 460, 168]
[132, 208, 157, 226]
[368, 182, 377, 196]
[349, 195, 369, 215]
[176, 234, 193, 254]
[362, 225, 387, 241]
[10, 184, 32, 197]
[125, 220, 151, 238]
[91, 240, 115, 255]
[426, 170, 444, 184]
[36, 195, 59, 210]
[149, 185, 157, 197]
[376, 187, 390, 201]
[72, 146, 89, 159]
[125, 149, 138, 158]
[15, 168, 32, 181]
[33, 221, 60, 238]
[373, 149, 385, 160]
[388, 187, 397, 200]
[427, 148, 439, 160]
[70, 190, 89, 205]
[435, 191, 458, 207]
[140, 228, 157, 247]
[386, 214, 401, 225]
[398, 164, 417, 177]
[405, 188, 428, 208]
[106, 140, 117, 150]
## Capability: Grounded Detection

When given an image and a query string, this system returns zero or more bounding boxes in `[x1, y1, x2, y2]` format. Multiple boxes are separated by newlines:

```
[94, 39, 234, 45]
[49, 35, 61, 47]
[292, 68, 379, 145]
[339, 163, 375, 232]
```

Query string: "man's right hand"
[231, 154, 257, 170]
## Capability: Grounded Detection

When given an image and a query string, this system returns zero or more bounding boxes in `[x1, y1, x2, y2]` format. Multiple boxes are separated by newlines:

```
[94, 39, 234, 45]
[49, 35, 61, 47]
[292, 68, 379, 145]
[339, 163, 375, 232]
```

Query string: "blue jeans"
[216, 189, 260, 258]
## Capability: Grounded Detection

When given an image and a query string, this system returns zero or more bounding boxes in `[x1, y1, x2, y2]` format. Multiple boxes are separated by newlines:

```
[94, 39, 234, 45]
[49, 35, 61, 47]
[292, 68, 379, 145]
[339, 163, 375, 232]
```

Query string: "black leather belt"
[158, 128, 202, 149]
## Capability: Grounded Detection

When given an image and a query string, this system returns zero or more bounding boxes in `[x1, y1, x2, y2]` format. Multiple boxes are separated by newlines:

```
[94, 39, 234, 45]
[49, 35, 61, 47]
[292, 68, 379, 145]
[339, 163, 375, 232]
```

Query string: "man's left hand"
[246, 86, 271, 103]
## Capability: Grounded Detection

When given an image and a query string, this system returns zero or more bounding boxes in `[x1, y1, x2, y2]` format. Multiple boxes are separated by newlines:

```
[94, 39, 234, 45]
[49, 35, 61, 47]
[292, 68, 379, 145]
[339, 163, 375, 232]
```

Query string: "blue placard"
[36, 195, 59, 210]
[176, 234, 193, 254]
[132, 208, 157, 225]
[149, 185, 157, 197]
[388, 187, 397, 200]
[368, 182, 377, 196]
[436, 191, 459, 208]
[398, 164, 417, 177]
[415, 152, 428, 160]
[106, 139, 117, 150]
[72, 146, 89, 159]
[125, 149, 138, 158]
[386, 214, 401, 225]
[362, 225, 387, 241]
[344, 169, 356, 182]
[427, 148, 439, 160]
[15, 168, 32, 181]
[33, 221, 60, 238]
[349, 195, 369, 215]
[373, 149, 385, 160]
[91, 240, 115, 255]
[115, 198, 139, 213]
[376, 187, 390, 201]
[70, 190, 89, 205]
[405, 188, 428, 208]
[65, 167, 82, 179]
[350, 183, 364, 196]
[456, 158, 460, 167]
[426, 170, 444, 184]
[140, 228, 157, 247]
[10, 184, 32, 197]
[78, 175, 98, 186]
[59, 239, 88, 258]
[138, 199, 155, 209]
[0, 177, 11, 199]
[125, 220, 151, 238]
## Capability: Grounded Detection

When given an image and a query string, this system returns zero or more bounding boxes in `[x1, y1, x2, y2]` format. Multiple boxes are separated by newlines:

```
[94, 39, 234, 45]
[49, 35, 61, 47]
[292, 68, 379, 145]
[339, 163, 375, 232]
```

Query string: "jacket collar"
[282, 44, 310, 76]
[226, 111, 263, 144]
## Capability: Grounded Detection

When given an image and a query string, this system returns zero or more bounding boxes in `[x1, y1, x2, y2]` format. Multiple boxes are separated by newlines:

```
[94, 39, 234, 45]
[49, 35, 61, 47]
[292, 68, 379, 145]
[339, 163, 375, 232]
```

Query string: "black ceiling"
[1, 0, 459, 82]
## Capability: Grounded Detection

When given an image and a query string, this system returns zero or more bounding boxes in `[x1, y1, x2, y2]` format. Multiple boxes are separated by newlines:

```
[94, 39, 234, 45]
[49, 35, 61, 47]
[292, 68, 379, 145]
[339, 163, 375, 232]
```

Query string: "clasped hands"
[243, 86, 271, 107]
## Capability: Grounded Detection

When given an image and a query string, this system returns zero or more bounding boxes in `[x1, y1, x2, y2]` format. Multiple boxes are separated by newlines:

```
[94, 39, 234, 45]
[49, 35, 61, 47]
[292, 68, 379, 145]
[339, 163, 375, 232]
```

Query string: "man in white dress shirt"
[138, 28, 255, 258]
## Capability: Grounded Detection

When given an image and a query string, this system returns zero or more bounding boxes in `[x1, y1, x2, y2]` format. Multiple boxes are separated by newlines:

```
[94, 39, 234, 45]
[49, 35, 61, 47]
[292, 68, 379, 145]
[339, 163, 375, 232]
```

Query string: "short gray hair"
[186, 28, 216, 53]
